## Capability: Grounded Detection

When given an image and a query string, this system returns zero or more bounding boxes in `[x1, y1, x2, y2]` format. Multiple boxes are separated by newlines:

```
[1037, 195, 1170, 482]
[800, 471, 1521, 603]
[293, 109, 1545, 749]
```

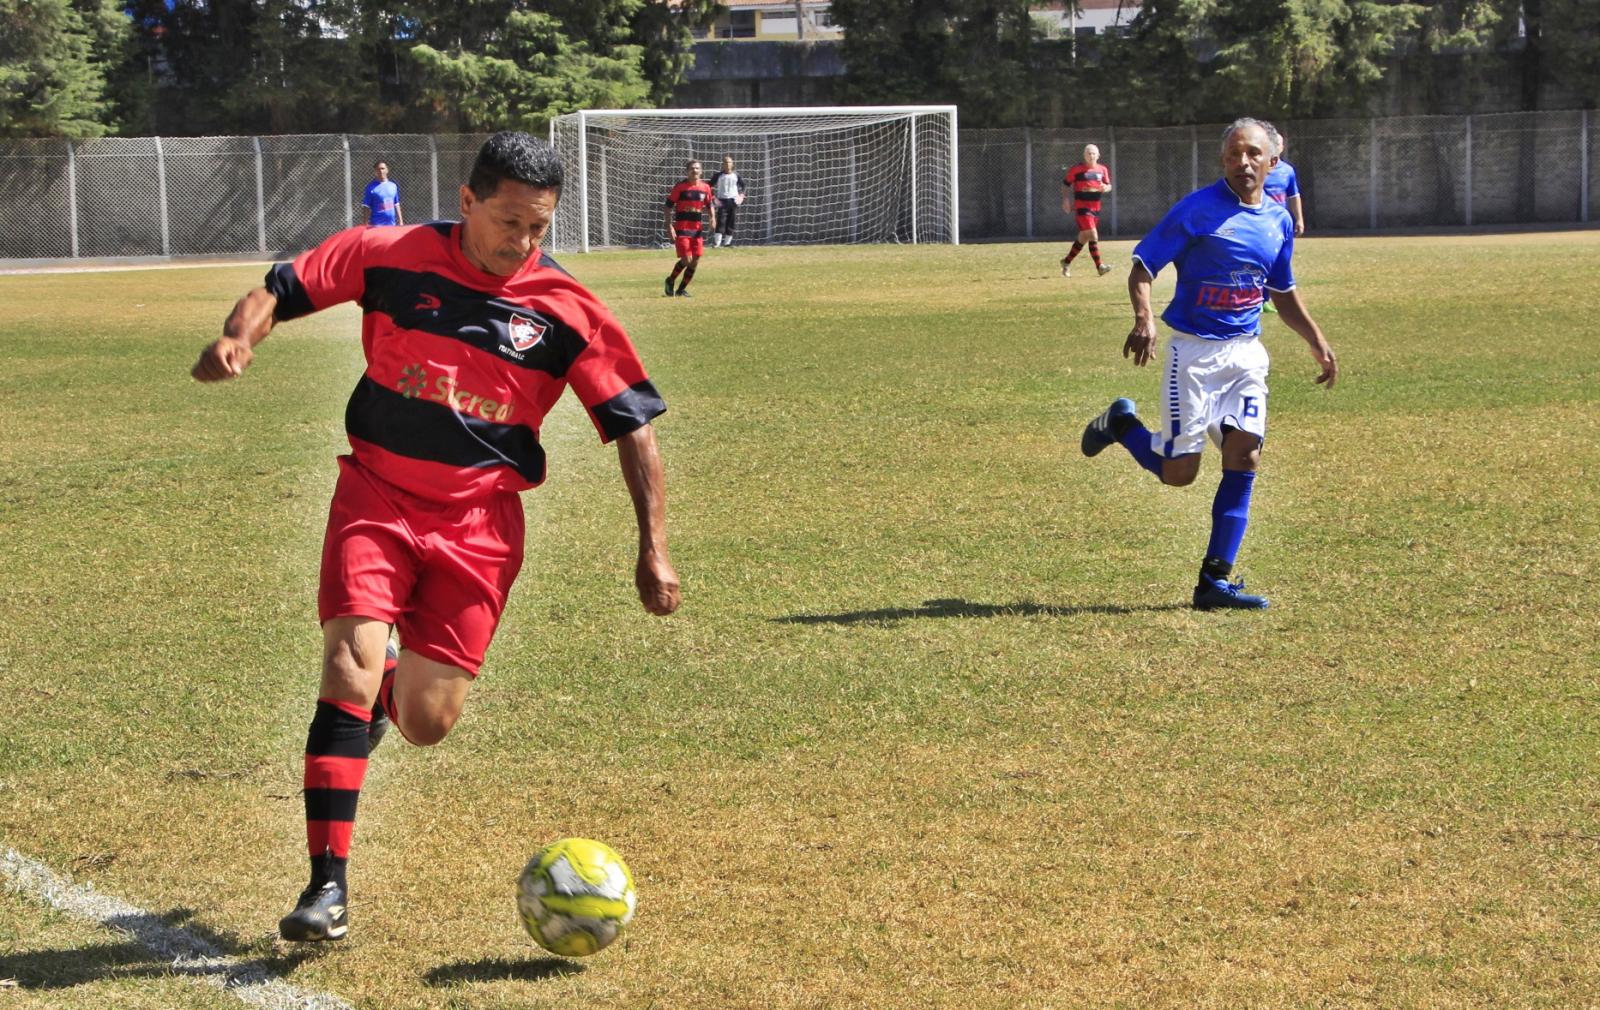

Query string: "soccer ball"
[516, 837, 637, 957]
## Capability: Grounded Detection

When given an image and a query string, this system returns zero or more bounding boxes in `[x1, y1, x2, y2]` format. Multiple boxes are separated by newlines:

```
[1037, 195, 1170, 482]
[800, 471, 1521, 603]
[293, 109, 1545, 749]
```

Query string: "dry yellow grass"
[2, 233, 1598, 1009]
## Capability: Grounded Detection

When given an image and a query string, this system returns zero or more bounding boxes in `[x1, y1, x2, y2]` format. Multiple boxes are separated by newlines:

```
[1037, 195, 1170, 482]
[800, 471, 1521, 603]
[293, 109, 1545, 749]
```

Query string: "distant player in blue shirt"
[361, 161, 403, 227]
[1080, 118, 1337, 611]
[1262, 127, 1305, 236]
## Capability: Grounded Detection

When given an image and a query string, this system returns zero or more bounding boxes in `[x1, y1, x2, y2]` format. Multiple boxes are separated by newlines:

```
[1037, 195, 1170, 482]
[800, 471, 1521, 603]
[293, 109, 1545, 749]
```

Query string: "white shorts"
[1152, 329, 1269, 458]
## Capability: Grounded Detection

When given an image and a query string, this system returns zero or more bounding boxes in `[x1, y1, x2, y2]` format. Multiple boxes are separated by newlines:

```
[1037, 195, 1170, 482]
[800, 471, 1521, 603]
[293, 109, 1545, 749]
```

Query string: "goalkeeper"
[708, 154, 747, 248]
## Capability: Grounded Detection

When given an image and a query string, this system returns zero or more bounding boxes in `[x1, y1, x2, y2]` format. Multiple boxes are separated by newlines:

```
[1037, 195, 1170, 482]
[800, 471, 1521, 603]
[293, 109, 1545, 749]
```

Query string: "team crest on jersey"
[508, 314, 547, 352]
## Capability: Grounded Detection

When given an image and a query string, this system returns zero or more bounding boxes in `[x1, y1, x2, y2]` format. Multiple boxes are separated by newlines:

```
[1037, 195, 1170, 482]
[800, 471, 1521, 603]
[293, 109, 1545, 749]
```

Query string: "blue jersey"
[1263, 159, 1300, 206]
[363, 179, 401, 226]
[1131, 179, 1296, 341]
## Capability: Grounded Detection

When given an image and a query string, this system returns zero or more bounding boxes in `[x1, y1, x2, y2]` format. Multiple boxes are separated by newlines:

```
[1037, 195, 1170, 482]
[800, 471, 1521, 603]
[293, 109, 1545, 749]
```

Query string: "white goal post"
[548, 105, 958, 253]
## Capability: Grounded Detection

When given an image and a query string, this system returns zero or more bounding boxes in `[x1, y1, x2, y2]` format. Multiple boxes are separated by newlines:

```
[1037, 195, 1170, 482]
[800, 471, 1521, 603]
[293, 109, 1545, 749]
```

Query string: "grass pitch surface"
[2, 233, 1598, 1009]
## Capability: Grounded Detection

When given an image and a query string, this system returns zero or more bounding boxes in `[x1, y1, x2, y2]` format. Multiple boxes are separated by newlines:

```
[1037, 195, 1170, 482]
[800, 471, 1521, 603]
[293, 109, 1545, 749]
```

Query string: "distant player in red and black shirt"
[191, 132, 681, 943]
[1061, 144, 1114, 278]
[664, 159, 715, 297]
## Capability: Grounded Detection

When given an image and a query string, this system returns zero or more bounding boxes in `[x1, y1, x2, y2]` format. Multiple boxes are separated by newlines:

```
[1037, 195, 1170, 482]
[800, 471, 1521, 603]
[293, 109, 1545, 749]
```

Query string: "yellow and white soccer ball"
[516, 837, 637, 957]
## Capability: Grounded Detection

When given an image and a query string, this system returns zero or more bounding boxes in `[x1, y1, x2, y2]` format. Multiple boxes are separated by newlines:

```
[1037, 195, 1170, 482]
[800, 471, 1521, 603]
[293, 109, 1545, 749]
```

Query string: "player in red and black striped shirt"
[192, 132, 680, 942]
[1061, 144, 1114, 277]
[663, 160, 716, 297]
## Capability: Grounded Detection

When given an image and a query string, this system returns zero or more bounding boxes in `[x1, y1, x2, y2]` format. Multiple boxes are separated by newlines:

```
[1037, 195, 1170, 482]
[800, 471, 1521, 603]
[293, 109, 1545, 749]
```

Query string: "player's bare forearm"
[193, 287, 277, 382]
[1124, 263, 1158, 366]
[616, 424, 680, 616]
[1268, 290, 1338, 388]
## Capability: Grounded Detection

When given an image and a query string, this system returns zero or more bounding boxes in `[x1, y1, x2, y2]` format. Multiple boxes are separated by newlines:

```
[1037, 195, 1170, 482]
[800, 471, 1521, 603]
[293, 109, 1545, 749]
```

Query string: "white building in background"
[692, 2, 1141, 43]
[1031, 0, 1141, 38]
[694, 1, 843, 41]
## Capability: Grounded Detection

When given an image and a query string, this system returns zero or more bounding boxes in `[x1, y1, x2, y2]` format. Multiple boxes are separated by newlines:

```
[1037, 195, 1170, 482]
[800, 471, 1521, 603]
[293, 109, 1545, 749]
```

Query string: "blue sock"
[1204, 469, 1256, 571]
[1116, 419, 1164, 477]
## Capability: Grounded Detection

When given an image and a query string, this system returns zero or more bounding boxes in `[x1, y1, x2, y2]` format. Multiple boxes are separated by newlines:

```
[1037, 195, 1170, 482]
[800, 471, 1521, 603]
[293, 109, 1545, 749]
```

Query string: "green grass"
[2, 234, 1598, 1009]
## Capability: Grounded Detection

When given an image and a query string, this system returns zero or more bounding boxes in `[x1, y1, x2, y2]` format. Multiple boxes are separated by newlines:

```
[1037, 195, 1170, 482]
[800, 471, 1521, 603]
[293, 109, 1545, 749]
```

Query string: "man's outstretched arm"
[192, 287, 278, 382]
[615, 423, 681, 616]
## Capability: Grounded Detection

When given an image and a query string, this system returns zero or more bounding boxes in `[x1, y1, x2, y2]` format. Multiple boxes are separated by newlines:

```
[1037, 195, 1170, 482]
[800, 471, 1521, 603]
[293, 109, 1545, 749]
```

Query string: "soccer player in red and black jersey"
[191, 132, 681, 943]
[1061, 144, 1114, 278]
[663, 159, 715, 297]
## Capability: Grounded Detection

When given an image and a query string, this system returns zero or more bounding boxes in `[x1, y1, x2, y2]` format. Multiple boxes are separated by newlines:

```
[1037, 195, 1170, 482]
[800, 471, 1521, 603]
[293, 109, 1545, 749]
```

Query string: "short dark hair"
[468, 132, 564, 199]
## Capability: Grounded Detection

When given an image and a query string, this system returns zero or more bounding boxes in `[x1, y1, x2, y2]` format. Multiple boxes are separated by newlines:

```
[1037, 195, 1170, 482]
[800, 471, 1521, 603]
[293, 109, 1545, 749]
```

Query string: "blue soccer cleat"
[1081, 397, 1138, 457]
[1192, 575, 1270, 611]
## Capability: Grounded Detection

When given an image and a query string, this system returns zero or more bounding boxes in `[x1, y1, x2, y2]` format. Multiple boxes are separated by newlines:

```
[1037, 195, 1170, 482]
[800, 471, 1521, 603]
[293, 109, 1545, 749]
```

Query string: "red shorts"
[318, 456, 524, 675]
[674, 234, 705, 258]
[1074, 209, 1102, 233]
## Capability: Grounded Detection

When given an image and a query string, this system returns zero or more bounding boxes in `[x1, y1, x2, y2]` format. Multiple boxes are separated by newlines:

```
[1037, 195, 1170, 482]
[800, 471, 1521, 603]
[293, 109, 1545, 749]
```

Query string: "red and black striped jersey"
[666, 180, 713, 236]
[1065, 163, 1112, 209]
[265, 222, 665, 504]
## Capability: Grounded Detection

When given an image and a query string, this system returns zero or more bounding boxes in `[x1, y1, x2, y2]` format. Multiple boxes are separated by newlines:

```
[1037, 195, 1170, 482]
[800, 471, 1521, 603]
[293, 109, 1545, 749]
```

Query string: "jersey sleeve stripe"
[587, 380, 667, 442]
[345, 375, 547, 484]
[265, 262, 316, 322]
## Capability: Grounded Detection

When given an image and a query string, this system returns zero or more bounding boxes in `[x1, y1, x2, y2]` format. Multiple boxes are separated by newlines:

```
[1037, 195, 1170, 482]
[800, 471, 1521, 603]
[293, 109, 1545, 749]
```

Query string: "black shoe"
[279, 881, 348, 942]
[368, 641, 398, 754]
[676, 288, 692, 298]
[663, 278, 674, 297]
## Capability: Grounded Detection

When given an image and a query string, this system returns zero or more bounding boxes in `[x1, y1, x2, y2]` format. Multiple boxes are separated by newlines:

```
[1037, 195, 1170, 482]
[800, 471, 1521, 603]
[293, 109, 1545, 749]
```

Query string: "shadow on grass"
[0, 907, 320, 990]
[775, 597, 1189, 626]
[424, 955, 583, 985]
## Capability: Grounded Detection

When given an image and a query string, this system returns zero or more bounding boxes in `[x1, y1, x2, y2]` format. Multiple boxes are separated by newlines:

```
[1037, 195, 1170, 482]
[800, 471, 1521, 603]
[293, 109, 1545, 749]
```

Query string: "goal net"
[548, 106, 958, 252]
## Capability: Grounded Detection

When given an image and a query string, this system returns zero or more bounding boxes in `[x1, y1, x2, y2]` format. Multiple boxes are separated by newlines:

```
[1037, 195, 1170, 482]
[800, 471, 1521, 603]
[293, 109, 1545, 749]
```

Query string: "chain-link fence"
[0, 111, 1593, 261]
[962, 109, 1596, 240]
[0, 133, 489, 260]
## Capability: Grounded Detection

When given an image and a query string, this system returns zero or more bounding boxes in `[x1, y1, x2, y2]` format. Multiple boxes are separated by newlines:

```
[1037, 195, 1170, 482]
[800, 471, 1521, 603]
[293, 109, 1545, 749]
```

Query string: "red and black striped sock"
[304, 698, 370, 890]
[1089, 242, 1103, 267]
[1065, 242, 1084, 264]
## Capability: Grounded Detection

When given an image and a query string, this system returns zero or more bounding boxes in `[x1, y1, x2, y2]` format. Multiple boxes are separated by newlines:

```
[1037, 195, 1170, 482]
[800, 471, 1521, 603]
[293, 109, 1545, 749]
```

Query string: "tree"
[1106, 0, 1427, 123]
[830, 0, 1046, 127]
[1544, 0, 1600, 106]
[405, 0, 717, 132]
[0, 0, 126, 137]
[409, 10, 650, 132]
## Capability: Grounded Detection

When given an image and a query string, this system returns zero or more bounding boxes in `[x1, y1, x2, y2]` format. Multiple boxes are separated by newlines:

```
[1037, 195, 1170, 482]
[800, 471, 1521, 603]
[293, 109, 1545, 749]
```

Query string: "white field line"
[2, 847, 353, 1010]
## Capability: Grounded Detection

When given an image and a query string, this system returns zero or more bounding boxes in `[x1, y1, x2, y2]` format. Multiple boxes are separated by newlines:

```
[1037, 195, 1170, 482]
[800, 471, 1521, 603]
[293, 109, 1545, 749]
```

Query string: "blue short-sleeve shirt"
[1131, 179, 1296, 340]
[1264, 159, 1300, 205]
[362, 179, 401, 226]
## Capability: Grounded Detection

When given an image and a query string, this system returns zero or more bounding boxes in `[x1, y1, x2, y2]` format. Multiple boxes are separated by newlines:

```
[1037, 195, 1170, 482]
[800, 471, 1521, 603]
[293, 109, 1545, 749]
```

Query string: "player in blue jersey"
[1080, 117, 1337, 611]
[362, 161, 403, 227]
[1262, 127, 1304, 236]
